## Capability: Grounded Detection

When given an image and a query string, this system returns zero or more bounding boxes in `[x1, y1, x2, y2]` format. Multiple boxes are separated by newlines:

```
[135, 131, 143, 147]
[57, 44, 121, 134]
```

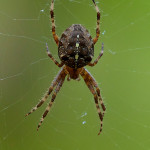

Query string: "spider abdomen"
[58, 24, 94, 68]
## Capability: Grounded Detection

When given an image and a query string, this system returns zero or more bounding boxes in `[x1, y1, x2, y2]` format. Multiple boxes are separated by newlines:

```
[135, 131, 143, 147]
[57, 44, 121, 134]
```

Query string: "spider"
[26, 0, 106, 135]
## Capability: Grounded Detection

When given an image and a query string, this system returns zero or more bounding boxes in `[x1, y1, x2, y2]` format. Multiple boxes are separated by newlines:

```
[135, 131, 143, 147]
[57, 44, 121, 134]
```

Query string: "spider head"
[58, 24, 94, 68]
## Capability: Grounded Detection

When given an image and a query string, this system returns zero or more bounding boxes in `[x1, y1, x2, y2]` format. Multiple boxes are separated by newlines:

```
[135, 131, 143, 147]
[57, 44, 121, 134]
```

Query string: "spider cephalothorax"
[26, 0, 106, 135]
[58, 24, 94, 68]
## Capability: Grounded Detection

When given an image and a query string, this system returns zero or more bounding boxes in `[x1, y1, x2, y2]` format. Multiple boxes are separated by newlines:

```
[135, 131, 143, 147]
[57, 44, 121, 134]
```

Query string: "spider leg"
[25, 67, 66, 117]
[46, 43, 64, 67]
[83, 68, 106, 116]
[80, 68, 104, 135]
[92, 0, 100, 45]
[67, 74, 71, 81]
[50, 0, 59, 45]
[90, 80, 106, 117]
[76, 77, 81, 81]
[37, 76, 66, 130]
[88, 43, 103, 66]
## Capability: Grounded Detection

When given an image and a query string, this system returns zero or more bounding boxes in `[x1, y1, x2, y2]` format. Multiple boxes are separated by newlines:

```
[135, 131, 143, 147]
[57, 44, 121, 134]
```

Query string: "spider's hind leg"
[92, 0, 100, 45]
[50, 0, 59, 45]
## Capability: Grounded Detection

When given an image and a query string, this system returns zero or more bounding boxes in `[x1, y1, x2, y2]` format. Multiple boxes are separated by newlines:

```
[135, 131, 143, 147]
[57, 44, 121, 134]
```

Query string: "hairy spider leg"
[80, 68, 103, 135]
[37, 71, 66, 130]
[92, 0, 100, 45]
[83, 68, 106, 117]
[25, 67, 66, 117]
[46, 43, 64, 67]
[88, 43, 103, 66]
[50, 0, 59, 45]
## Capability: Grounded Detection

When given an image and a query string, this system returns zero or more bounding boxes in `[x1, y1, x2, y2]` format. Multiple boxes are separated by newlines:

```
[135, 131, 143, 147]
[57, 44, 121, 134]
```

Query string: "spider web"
[0, 0, 150, 150]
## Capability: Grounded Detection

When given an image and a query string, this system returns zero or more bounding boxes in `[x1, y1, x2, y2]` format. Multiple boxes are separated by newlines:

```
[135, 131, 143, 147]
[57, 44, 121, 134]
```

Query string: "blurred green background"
[0, 0, 150, 150]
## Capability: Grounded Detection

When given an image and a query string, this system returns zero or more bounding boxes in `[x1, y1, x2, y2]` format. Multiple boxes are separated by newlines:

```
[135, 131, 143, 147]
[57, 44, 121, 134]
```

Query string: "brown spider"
[26, 0, 106, 135]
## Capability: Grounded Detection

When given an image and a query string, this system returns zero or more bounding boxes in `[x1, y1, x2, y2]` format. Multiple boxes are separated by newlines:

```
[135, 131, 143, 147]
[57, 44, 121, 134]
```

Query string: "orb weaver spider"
[26, 0, 106, 135]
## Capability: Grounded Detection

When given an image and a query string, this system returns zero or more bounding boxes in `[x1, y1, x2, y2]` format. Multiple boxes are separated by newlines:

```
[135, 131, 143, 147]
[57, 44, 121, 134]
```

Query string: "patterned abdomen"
[58, 24, 94, 68]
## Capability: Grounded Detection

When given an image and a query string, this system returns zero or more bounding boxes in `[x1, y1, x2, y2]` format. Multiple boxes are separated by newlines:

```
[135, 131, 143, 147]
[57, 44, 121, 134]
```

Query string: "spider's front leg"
[86, 70, 106, 117]
[46, 43, 64, 67]
[25, 67, 67, 118]
[80, 68, 105, 135]
[88, 43, 104, 67]
[25, 79, 57, 117]
[37, 76, 66, 130]
[82, 68, 106, 116]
